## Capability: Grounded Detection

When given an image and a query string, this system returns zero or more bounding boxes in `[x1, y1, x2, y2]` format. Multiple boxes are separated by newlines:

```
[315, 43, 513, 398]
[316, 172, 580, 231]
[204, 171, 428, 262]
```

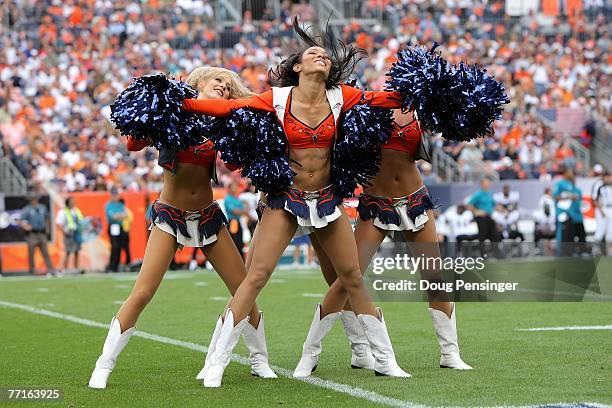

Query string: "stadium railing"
[566, 137, 591, 173]
[591, 137, 612, 171]
[0, 157, 28, 196]
[432, 148, 462, 183]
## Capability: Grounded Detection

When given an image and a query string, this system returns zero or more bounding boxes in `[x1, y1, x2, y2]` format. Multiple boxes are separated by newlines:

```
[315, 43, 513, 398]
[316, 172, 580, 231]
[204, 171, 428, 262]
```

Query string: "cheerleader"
[88, 67, 276, 389]
[183, 19, 411, 387]
[299, 108, 471, 377]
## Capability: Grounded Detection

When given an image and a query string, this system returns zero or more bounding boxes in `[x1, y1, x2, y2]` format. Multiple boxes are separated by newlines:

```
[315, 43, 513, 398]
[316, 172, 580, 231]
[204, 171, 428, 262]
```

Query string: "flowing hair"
[269, 17, 366, 89]
[186, 67, 253, 99]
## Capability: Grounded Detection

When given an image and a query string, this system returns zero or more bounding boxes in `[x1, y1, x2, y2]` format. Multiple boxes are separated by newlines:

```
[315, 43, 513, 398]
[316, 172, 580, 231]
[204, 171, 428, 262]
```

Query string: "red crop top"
[182, 85, 404, 150]
[126, 137, 216, 169]
[382, 119, 422, 156]
[285, 90, 335, 149]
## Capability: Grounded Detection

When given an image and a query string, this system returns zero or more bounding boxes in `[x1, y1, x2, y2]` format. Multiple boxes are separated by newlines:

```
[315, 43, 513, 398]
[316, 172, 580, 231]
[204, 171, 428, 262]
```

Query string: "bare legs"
[401, 211, 453, 317]
[319, 211, 453, 317]
[315, 213, 379, 317]
[116, 227, 261, 332]
[310, 210, 470, 371]
[226, 208, 298, 321]
[293, 212, 408, 378]
[228, 208, 380, 324]
[203, 228, 262, 327]
[319, 218, 385, 315]
[116, 227, 178, 330]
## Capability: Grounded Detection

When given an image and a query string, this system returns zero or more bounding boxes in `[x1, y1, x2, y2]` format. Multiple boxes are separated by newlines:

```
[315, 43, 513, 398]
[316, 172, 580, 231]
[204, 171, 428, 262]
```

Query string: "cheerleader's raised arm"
[340, 85, 404, 111]
[181, 86, 403, 117]
[182, 91, 275, 116]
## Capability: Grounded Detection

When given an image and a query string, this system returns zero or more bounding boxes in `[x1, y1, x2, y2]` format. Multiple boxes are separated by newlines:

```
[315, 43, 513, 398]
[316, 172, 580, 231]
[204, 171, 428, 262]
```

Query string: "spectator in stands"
[498, 156, 521, 180]
[420, 162, 440, 185]
[555, 141, 576, 170]
[519, 138, 543, 178]
[533, 187, 556, 255]
[55, 196, 84, 272]
[553, 168, 586, 256]
[118, 198, 132, 270]
[466, 177, 500, 256]
[483, 140, 502, 161]
[19, 193, 57, 276]
[457, 140, 483, 179]
[104, 188, 127, 272]
[224, 182, 248, 258]
[0, 0, 608, 192]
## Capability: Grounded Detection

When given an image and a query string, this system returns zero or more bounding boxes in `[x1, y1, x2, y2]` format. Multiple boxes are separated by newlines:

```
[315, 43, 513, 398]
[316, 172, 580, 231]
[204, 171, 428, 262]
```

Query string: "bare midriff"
[364, 149, 423, 198]
[289, 147, 332, 192]
[158, 163, 213, 211]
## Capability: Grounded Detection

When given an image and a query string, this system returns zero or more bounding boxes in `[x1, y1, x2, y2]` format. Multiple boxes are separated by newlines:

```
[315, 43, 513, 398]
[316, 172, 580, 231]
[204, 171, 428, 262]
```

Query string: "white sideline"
[1, 300, 610, 408]
[0, 300, 420, 408]
[517, 325, 612, 332]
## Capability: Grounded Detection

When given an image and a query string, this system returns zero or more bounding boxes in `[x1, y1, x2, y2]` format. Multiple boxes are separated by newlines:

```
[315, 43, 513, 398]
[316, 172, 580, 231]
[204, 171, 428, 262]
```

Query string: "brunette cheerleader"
[183, 20, 412, 387]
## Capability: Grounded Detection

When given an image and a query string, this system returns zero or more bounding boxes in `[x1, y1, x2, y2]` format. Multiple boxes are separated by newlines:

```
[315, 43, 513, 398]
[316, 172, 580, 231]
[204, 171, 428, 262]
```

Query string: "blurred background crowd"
[0, 0, 609, 194]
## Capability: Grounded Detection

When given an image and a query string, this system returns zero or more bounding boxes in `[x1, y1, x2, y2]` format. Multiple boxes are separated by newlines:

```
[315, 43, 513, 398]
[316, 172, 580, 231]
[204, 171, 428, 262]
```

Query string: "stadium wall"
[1, 189, 229, 274]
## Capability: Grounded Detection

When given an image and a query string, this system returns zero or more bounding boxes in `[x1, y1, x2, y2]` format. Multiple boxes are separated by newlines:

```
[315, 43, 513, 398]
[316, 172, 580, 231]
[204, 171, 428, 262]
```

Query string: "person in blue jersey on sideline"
[467, 177, 500, 257]
[553, 167, 586, 256]
[104, 188, 127, 272]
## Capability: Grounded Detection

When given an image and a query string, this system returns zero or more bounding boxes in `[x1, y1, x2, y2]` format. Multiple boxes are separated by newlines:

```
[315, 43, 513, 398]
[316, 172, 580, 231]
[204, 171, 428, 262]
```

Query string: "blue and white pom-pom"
[110, 73, 213, 150]
[454, 61, 509, 138]
[386, 43, 509, 142]
[244, 157, 295, 194]
[209, 108, 294, 194]
[332, 104, 393, 198]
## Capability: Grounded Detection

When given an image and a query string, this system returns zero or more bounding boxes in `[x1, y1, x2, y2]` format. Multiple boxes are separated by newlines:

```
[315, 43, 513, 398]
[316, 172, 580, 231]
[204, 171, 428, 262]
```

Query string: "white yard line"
[302, 293, 324, 298]
[0, 300, 420, 408]
[1, 300, 610, 408]
[517, 325, 612, 332]
[0, 271, 200, 282]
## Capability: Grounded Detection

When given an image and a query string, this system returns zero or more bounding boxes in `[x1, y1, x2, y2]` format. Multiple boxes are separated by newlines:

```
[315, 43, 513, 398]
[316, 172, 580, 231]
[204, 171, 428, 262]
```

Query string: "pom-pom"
[386, 43, 509, 142]
[243, 157, 295, 195]
[332, 104, 393, 198]
[454, 62, 510, 139]
[110, 74, 213, 150]
[208, 108, 294, 194]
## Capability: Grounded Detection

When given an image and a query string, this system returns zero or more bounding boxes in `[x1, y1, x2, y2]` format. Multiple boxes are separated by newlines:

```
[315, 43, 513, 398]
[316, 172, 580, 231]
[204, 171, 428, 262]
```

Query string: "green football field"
[0, 268, 610, 407]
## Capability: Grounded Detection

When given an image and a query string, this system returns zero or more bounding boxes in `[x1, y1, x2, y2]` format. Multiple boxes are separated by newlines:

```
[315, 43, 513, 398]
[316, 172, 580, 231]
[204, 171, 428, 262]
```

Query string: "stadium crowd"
[0, 0, 609, 194]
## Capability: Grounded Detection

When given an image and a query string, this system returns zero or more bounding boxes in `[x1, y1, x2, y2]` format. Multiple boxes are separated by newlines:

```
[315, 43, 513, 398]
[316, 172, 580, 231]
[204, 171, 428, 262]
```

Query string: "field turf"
[0, 267, 610, 407]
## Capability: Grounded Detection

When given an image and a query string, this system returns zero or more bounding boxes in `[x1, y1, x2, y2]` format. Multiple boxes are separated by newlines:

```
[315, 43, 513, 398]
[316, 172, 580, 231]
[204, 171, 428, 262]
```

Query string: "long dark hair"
[269, 17, 365, 89]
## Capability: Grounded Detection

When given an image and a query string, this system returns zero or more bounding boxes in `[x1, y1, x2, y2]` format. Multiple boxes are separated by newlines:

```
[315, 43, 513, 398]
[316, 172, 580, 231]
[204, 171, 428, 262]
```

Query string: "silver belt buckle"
[302, 191, 319, 201]
[393, 197, 408, 207]
[184, 212, 200, 222]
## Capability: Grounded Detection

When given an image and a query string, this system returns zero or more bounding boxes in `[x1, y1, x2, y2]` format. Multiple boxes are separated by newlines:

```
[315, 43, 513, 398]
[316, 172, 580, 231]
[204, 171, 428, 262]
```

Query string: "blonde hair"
[185, 67, 252, 99]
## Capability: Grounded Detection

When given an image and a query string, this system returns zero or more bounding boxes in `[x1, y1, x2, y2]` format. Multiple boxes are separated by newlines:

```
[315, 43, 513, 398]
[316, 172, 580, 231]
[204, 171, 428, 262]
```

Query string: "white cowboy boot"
[429, 304, 472, 370]
[358, 308, 411, 378]
[242, 312, 277, 378]
[88, 317, 135, 389]
[203, 309, 250, 388]
[340, 310, 375, 370]
[293, 304, 340, 378]
[196, 314, 222, 380]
